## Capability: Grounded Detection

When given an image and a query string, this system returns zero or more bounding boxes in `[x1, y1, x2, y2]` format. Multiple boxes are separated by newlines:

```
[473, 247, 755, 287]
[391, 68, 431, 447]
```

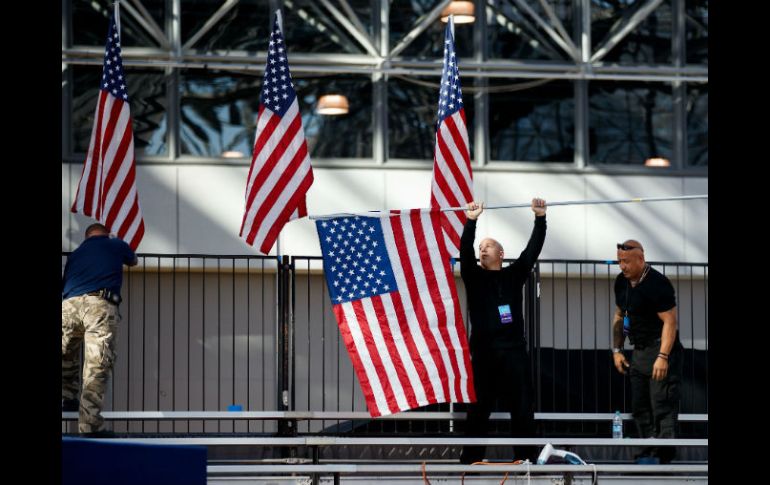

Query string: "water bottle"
[612, 410, 623, 439]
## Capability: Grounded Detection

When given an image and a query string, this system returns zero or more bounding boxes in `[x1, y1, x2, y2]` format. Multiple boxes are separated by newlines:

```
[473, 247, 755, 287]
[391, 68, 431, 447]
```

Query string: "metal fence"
[62, 254, 707, 437]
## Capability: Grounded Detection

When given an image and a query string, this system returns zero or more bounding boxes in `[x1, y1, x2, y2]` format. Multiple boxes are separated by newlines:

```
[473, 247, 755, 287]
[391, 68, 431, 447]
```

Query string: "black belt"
[634, 339, 661, 350]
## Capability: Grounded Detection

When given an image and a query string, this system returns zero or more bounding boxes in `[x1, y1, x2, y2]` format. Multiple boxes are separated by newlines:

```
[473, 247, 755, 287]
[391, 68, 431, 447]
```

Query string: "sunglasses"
[616, 243, 640, 251]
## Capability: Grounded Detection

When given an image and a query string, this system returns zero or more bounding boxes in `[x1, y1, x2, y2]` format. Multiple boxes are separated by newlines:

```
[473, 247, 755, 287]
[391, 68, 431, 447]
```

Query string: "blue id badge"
[623, 314, 630, 336]
[498, 304, 513, 324]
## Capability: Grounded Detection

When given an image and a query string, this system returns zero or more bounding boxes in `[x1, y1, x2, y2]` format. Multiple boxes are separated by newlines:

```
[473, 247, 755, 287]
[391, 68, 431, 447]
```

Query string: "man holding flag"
[459, 199, 547, 464]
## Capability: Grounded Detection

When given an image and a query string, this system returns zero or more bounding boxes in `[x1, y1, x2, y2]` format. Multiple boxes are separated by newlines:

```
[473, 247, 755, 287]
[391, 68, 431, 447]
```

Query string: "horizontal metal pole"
[70, 437, 708, 447]
[206, 463, 708, 475]
[310, 195, 708, 219]
[61, 411, 708, 422]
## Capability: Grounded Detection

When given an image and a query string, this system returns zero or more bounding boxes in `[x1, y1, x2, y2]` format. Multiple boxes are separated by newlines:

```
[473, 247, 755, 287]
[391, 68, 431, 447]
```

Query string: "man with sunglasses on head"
[458, 198, 547, 465]
[612, 240, 683, 464]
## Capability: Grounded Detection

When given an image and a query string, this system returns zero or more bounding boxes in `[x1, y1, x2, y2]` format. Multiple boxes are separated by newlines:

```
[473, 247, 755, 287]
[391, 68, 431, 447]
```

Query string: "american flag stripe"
[72, 14, 145, 251]
[240, 15, 313, 254]
[402, 211, 463, 402]
[337, 303, 395, 415]
[384, 215, 449, 403]
[357, 298, 412, 411]
[370, 295, 422, 409]
[241, 102, 312, 252]
[334, 305, 386, 413]
[416, 211, 472, 402]
[383, 291, 437, 404]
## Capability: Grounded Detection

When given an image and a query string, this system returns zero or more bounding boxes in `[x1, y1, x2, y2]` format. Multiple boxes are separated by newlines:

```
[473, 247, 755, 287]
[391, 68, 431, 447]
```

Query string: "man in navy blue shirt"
[62, 223, 137, 435]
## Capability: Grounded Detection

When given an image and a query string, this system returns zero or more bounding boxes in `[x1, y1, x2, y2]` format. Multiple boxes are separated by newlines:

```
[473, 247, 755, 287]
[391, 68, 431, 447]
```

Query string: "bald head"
[479, 237, 504, 270]
[617, 239, 646, 281]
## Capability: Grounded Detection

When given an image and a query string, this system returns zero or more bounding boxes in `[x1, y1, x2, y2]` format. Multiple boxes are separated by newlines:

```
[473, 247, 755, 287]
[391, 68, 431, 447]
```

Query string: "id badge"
[623, 314, 630, 336]
[498, 304, 513, 324]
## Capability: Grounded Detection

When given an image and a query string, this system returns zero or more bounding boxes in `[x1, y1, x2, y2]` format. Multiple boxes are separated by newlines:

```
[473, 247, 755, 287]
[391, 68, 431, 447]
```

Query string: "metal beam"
[591, 0, 665, 63]
[511, 0, 580, 61]
[120, 0, 170, 48]
[317, 0, 380, 57]
[129, 0, 171, 48]
[182, 0, 240, 50]
[389, 0, 452, 58]
[537, 0, 581, 58]
[486, 1, 564, 61]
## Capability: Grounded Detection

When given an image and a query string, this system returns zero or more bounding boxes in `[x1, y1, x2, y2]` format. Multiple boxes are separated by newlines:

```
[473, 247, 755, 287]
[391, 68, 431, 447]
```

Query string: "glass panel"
[180, 71, 372, 159]
[686, 83, 707, 166]
[180, 71, 262, 157]
[390, 0, 473, 58]
[489, 80, 574, 162]
[388, 75, 474, 161]
[283, 0, 373, 54]
[182, 0, 272, 51]
[588, 81, 674, 165]
[299, 75, 373, 158]
[486, 0, 574, 61]
[686, 0, 708, 64]
[72, 65, 168, 156]
[72, 0, 165, 47]
[592, 0, 673, 64]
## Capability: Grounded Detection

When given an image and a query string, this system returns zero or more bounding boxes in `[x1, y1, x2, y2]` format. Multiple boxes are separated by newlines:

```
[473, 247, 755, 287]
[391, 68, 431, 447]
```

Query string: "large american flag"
[240, 13, 314, 254]
[429, 19, 473, 257]
[72, 13, 145, 250]
[315, 209, 475, 417]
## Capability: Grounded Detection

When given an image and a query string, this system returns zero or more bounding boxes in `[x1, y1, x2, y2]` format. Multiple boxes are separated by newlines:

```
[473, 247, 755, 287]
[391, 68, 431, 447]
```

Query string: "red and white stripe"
[430, 109, 473, 257]
[240, 101, 313, 254]
[333, 210, 475, 417]
[72, 90, 145, 250]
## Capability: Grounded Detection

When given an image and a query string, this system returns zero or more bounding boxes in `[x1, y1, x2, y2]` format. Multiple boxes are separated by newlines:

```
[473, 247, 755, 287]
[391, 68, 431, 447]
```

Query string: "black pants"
[629, 343, 682, 463]
[460, 347, 537, 464]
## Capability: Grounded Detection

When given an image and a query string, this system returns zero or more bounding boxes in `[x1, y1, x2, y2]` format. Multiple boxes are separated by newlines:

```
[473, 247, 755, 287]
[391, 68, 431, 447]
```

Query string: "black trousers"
[629, 343, 682, 463]
[460, 347, 538, 464]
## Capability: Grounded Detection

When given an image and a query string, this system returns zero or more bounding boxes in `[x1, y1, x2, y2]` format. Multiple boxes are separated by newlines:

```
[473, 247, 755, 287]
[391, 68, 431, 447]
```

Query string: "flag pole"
[441, 194, 709, 212]
[308, 195, 708, 220]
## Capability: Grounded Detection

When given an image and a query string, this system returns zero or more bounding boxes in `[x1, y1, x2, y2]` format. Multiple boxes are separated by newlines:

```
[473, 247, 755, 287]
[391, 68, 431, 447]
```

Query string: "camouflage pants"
[62, 295, 118, 433]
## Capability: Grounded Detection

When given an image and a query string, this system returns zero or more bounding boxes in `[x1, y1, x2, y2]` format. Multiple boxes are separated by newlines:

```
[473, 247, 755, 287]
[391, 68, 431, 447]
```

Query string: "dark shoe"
[80, 429, 115, 438]
[62, 399, 79, 412]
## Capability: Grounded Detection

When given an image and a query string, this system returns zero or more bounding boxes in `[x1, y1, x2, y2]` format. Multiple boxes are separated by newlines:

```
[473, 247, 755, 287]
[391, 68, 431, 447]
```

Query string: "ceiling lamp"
[221, 150, 245, 158]
[316, 94, 350, 115]
[644, 157, 671, 168]
[440, 1, 475, 24]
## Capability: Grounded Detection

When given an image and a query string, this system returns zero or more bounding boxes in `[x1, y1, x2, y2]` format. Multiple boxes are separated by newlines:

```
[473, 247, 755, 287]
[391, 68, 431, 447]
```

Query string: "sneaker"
[62, 399, 79, 412]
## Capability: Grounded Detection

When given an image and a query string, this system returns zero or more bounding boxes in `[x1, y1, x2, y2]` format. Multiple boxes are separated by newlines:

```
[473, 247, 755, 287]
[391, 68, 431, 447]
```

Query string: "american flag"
[315, 209, 475, 417]
[429, 19, 473, 257]
[240, 13, 314, 254]
[71, 13, 145, 250]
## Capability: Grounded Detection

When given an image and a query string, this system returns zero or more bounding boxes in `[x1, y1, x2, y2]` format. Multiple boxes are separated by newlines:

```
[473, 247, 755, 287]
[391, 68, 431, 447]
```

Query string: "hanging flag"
[315, 209, 475, 417]
[429, 17, 473, 257]
[240, 12, 314, 254]
[72, 11, 145, 250]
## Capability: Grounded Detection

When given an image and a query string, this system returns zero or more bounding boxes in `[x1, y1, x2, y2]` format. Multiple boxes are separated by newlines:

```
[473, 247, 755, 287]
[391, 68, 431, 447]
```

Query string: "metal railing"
[62, 254, 707, 438]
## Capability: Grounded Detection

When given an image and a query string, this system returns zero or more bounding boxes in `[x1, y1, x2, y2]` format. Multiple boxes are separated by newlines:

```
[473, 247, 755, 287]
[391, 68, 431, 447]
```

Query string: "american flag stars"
[317, 217, 398, 304]
[260, 26, 296, 116]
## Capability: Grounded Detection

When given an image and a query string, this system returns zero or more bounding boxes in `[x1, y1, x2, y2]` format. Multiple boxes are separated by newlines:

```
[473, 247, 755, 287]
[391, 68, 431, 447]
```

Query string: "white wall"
[62, 163, 708, 262]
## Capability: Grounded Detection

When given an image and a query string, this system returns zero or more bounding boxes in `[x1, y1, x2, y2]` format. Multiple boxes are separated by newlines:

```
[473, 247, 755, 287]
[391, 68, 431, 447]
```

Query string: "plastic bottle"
[612, 410, 623, 439]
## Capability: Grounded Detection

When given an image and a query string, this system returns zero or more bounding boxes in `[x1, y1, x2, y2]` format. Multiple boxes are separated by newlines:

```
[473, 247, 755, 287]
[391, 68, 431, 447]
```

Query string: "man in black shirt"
[459, 199, 546, 464]
[613, 240, 683, 463]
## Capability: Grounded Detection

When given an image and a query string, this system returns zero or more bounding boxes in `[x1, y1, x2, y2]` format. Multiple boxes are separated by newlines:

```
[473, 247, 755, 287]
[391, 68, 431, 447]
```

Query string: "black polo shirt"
[614, 266, 677, 347]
